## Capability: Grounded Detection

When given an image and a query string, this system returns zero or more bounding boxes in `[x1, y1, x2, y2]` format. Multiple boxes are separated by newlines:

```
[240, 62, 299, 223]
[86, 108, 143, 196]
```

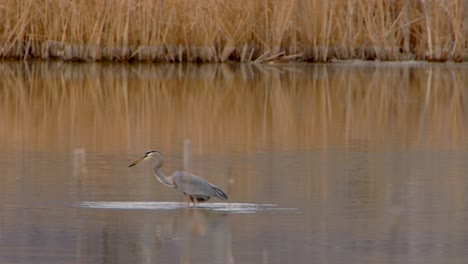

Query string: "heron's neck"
[153, 161, 174, 187]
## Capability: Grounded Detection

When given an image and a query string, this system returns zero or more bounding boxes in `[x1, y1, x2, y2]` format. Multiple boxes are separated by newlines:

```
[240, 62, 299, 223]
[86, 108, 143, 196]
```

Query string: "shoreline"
[2, 41, 468, 63]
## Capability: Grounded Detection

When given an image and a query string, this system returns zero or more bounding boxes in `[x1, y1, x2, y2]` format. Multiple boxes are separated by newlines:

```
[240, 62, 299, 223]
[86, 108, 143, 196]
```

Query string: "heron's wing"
[171, 171, 228, 200]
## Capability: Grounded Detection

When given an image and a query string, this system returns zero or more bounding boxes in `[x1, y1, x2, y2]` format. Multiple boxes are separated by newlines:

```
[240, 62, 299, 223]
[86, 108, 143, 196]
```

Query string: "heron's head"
[128, 150, 163, 167]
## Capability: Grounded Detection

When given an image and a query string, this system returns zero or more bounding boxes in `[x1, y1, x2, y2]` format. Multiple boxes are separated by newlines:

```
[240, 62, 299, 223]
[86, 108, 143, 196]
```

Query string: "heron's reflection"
[77, 207, 232, 264]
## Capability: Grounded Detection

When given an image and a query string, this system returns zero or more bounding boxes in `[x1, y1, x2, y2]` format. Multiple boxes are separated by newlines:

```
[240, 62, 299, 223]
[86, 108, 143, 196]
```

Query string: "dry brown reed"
[0, 0, 467, 62]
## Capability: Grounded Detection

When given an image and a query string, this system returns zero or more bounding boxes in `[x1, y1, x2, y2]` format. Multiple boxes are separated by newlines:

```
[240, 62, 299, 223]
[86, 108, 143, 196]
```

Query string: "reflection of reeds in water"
[1, 62, 467, 259]
[0, 62, 467, 155]
[1, 0, 467, 61]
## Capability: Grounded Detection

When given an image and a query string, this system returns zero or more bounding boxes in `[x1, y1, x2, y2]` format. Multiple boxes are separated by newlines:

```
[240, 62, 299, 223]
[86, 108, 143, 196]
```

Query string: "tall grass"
[0, 0, 467, 62]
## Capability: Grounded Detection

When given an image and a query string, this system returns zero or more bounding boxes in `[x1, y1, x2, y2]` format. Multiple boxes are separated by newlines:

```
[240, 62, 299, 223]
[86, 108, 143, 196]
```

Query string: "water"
[1, 61, 468, 264]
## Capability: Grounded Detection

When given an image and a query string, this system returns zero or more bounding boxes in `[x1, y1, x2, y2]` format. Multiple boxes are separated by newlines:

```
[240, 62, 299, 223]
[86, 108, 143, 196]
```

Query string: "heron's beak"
[128, 155, 146, 167]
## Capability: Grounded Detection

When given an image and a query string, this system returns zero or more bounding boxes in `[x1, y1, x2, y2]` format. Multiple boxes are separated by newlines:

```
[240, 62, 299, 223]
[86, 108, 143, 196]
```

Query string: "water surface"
[1, 62, 468, 264]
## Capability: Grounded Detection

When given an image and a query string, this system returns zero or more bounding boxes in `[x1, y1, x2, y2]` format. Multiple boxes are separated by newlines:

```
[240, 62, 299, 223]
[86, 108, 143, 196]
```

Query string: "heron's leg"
[189, 196, 196, 208]
[184, 194, 193, 207]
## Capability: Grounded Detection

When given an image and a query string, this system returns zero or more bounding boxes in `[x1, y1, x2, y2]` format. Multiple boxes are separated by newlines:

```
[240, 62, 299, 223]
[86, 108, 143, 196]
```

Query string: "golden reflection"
[1, 61, 468, 263]
[2, 61, 466, 208]
[0, 62, 466, 154]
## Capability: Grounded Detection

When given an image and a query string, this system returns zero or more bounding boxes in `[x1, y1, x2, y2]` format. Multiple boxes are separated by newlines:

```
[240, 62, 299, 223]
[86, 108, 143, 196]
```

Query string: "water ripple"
[80, 201, 297, 213]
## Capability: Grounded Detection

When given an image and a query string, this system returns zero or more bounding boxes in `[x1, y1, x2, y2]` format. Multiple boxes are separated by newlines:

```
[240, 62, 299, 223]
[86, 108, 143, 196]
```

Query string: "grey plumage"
[129, 150, 228, 206]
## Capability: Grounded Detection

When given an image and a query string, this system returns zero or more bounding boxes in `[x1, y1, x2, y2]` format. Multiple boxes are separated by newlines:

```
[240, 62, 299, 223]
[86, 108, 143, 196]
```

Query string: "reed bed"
[0, 0, 467, 62]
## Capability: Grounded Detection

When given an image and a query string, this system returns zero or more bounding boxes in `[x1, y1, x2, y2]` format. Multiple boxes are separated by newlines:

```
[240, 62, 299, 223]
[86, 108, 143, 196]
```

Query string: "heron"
[128, 150, 228, 207]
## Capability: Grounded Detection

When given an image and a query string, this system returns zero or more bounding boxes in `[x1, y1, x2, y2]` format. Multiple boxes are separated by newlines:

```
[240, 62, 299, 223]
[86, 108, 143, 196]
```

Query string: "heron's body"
[129, 150, 228, 206]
